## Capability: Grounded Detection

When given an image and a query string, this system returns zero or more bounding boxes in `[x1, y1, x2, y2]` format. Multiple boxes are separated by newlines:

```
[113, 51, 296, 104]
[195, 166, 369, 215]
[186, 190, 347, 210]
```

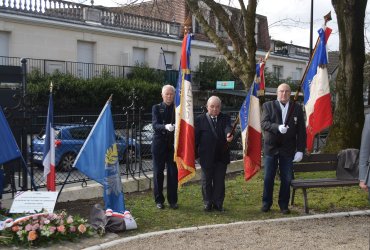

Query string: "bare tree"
[186, 0, 257, 88]
[325, 0, 368, 151]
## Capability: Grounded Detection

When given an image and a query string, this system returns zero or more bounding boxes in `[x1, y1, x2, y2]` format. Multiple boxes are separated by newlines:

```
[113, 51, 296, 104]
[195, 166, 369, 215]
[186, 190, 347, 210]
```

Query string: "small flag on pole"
[255, 50, 270, 96]
[302, 26, 333, 152]
[174, 33, 196, 186]
[73, 97, 125, 213]
[42, 83, 56, 191]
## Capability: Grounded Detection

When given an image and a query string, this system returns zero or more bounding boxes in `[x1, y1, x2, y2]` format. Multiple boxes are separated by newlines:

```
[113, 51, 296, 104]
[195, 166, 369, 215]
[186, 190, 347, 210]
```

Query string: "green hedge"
[27, 70, 162, 111]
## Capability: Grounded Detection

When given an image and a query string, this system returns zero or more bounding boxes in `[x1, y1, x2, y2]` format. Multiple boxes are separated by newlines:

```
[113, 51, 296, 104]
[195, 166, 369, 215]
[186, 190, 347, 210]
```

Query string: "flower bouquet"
[0, 211, 94, 247]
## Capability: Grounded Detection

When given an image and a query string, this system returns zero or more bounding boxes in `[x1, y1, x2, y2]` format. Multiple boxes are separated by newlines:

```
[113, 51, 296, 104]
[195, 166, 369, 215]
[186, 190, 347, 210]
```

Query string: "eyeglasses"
[278, 90, 291, 93]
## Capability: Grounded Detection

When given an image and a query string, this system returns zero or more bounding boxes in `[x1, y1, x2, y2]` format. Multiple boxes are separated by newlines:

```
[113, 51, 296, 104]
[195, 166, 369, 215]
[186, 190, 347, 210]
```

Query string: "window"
[77, 41, 95, 78]
[0, 31, 10, 65]
[296, 67, 302, 80]
[192, 5, 210, 34]
[133, 47, 147, 65]
[77, 41, 94, 63]
[45, 60, 65, 74]
[273, 65, 283, 79]
[163, 51, 175, 70]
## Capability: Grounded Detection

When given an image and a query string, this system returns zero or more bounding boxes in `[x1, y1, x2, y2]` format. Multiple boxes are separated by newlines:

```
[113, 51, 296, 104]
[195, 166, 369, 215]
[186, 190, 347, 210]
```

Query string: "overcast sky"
[76, 0, 369, 52]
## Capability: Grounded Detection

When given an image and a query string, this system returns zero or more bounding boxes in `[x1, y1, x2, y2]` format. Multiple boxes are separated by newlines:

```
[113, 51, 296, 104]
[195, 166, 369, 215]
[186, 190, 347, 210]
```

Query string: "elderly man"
[195, 96, 233, 212]
[151, 85, 178, 209]
[261, 83, 306, 214]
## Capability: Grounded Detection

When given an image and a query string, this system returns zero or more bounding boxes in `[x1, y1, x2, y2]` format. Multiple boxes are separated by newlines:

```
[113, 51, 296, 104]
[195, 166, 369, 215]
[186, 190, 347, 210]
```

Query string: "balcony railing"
[0, 0, 181, 37]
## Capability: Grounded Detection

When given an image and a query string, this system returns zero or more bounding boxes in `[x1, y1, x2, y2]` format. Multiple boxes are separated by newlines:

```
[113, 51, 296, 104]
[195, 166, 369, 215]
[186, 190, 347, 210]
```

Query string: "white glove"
[278, 125, 288, 134]
[165, 124, 175, 132]
[293, 151, 303, 162]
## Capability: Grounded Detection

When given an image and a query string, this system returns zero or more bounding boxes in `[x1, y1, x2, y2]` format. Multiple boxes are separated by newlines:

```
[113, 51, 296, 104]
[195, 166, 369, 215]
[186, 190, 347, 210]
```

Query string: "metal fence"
[0, 56, 180, 85]
[1, 105, 244, 197]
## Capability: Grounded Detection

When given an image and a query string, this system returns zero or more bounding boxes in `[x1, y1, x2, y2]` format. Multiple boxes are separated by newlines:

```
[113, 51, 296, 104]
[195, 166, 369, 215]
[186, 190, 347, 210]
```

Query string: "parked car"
[31, 125, 138, 172]
[138, 123, 153, 158]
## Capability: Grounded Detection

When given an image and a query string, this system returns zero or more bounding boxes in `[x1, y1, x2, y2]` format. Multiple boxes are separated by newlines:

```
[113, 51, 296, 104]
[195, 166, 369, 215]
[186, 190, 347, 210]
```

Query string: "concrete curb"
[0, 161, 243, 207]
[83, 209, 370, 250]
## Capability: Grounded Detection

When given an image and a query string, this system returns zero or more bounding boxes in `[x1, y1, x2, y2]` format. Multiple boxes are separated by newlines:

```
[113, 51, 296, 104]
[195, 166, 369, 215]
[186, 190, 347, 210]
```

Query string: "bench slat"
[291, 179, 358, 188]
[301, 154, 337, 162]
[293, 163, 336, 172]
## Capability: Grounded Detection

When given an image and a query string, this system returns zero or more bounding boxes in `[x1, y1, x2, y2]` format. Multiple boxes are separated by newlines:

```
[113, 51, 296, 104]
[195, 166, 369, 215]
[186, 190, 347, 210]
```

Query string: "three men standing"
[152, 83, 306, 214]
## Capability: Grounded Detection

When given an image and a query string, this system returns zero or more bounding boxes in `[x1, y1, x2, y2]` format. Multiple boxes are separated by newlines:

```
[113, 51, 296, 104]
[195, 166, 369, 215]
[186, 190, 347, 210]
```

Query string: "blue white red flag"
[239, 81, 262, 181]
[42, 90, 56, 191]
[302, 27, 333, 152]
[174, 33, 195, 186]
[254, 57, 267, 95]
[73, 99, 125, 212]
[0, 106, 21, 165]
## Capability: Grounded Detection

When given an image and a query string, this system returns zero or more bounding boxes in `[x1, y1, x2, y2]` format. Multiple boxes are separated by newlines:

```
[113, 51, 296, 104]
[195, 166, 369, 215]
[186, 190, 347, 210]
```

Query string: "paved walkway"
[77, 210, 370, 250]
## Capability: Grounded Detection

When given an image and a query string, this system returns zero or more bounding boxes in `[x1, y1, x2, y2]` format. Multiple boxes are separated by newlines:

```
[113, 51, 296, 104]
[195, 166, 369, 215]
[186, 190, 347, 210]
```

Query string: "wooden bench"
[291, 153, 359, 214]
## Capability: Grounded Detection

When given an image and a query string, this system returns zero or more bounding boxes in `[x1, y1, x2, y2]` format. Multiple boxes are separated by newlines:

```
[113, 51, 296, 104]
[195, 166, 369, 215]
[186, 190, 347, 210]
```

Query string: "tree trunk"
[325, 0, 367, 152]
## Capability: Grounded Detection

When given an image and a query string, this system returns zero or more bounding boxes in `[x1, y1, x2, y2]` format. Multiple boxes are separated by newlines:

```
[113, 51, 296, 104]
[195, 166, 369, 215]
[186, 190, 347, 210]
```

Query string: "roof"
[327, 51, 340, 75]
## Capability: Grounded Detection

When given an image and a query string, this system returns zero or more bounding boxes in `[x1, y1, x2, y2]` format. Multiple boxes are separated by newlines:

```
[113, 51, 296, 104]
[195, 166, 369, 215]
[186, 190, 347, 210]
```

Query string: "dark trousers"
[152, 150, 178, 205]
[201, 161, 227, 208]
[262, 154, 293, 210]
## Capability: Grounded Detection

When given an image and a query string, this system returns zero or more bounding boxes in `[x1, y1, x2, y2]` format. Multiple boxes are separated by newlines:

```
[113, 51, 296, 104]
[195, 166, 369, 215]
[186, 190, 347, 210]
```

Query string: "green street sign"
[216, 81, 235, 89]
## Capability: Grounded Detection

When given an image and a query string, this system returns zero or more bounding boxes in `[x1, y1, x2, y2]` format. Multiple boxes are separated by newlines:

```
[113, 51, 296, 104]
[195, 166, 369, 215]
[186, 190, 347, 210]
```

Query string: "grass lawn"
[121, 161, 370, 236]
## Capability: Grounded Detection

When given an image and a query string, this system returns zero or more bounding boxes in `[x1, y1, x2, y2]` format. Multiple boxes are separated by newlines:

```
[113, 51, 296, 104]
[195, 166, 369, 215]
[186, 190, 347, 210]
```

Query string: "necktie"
[212, 117, 217, 128]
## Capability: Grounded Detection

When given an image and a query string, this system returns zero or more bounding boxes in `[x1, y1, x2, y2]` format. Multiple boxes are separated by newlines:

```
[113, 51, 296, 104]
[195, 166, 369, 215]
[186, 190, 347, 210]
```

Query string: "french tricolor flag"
[239, 82, 262, 181]
[42, 86, 56, 191]
[174, 33, 195, 186]
[302, 27, 333, 152]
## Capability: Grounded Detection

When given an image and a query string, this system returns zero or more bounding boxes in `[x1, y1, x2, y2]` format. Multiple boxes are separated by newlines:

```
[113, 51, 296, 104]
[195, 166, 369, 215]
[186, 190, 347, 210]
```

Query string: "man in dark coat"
[261, 83, 306, 214]
[151, 85, 178, 209]
[195, 96, 233, 212]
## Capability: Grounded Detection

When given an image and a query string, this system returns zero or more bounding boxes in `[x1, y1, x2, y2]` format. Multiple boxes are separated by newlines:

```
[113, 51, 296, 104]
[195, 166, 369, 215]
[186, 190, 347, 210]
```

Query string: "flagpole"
[58, 94, 114, 200]
[284, 11, 332, 127]
[226, 48, 271, 150]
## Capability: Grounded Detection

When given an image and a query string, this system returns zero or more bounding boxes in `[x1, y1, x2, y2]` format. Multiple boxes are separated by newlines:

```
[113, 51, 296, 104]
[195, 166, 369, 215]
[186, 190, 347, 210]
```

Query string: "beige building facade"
[0, 0, 308, 82]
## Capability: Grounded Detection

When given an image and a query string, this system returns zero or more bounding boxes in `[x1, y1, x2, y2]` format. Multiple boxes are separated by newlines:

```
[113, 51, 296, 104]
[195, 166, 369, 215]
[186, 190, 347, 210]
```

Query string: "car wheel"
[58, 152, 76, 172]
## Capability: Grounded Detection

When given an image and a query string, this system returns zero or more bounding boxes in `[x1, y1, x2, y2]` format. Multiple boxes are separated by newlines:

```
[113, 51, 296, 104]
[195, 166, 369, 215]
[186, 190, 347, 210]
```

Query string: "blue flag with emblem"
[73, 98, 125, 212]
[0, 106, 21, 165]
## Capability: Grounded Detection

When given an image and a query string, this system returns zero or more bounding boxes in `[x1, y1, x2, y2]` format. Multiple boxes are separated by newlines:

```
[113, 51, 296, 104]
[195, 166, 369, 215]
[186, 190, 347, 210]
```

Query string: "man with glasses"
[260, 83, 306, 214]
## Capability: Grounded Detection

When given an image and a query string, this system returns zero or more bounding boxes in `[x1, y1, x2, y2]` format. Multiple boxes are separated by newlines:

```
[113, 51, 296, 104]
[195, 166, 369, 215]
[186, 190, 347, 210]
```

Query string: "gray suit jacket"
[359, 114, 370, 187]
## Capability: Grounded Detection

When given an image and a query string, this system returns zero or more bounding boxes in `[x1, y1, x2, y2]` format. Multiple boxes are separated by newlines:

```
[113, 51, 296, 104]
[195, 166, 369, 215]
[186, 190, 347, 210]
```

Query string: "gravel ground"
[95, 214, 370, 250]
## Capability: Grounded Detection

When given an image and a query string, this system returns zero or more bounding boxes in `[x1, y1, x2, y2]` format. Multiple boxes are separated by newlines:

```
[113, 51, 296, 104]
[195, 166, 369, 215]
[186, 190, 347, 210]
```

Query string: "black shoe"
[280, 208, 290, 214]
[214, 205, 225, 212]
[156, 203, 165, 209]
[204, 204, 212, 212]
[261, 206, 270, 212]
[169, 203, 178, 209]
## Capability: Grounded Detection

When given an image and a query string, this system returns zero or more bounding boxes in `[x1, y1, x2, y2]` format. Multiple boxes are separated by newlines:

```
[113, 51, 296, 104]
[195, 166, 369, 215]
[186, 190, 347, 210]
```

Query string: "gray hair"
[207, 96, 222, 106]
[162, 84, 175, 94]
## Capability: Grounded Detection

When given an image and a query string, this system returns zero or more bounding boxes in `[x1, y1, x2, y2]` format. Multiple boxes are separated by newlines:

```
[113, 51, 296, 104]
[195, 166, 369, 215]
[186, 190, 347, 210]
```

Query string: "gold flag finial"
[184, 15, 192, 35]
[324, 11, 332, 25]
[108, 94, 113, 102]
[49, 82, 53, 93]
